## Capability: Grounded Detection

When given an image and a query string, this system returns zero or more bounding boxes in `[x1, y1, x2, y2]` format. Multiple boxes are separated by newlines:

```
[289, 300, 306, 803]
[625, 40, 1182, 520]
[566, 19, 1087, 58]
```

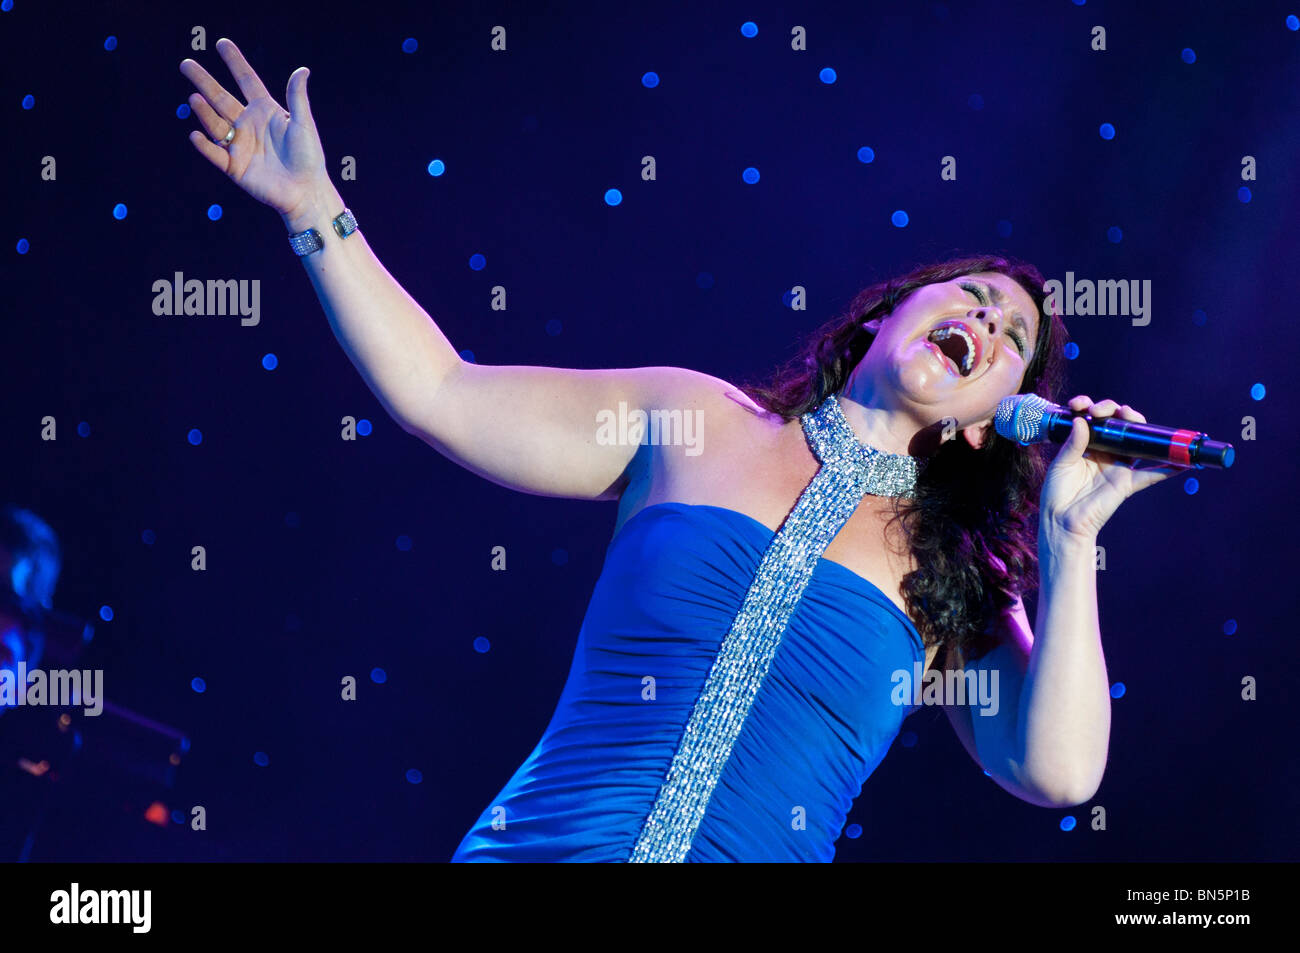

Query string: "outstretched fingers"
[187, 128, 232, 173]
[187, 91, 230, 142]
[216, 37, 274, 105]
[285, 67, 312, 125]
[179, 56, 244, 124]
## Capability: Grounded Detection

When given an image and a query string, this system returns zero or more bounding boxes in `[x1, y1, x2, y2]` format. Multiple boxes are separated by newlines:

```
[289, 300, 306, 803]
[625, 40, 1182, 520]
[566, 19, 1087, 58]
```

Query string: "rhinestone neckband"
[625, 393, 925, 862]
[797, 394, 927, 498]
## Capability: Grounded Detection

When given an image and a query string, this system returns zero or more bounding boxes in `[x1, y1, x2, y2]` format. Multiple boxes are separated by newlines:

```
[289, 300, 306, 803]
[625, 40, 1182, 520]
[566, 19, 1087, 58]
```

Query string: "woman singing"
[181, 39, 1183, 862]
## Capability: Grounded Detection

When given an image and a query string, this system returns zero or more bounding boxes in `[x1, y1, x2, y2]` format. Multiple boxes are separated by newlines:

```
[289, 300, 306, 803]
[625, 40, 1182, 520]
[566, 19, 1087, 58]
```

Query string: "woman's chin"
[889, 363, 960, 406]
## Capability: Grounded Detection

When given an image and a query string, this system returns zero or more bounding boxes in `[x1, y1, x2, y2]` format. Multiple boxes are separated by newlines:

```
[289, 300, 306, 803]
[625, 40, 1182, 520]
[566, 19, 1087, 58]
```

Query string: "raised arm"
[181, 38, 728, 502]
[281, 176, 726, 499]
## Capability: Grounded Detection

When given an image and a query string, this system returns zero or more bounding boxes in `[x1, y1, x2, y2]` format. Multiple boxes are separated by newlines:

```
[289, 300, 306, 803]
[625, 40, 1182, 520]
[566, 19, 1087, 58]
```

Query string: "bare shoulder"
[639, 367, 786, 442]
[611, 367, 792, 513]
[643, 365, 749, 401]
[644, 366, 764, 410]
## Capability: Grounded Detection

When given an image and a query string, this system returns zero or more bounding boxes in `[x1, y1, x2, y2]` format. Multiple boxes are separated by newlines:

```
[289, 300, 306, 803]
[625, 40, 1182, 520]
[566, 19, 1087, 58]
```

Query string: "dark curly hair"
[742, 254, 1070, 663]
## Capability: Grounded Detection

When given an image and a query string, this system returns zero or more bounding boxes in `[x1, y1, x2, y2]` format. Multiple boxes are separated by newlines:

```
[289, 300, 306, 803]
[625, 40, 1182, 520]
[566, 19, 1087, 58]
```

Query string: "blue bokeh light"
[77, 421, 91, 437]
[1251, 382, 1266, 400]
[1223, 619, 1238, 636]
[406, 768, 423, 784]
[545, 318, 562, 336]
[357, 418, 372, 436]
[187, 428, 202, 445]
[742, 167, 760, 184]
[1110, 682, 1126, 699]
[844, 823, 862, 839]
[207, 204, 222, 221]
[819, 67, 837, 84]
[370, 667, 387, 684]
[968, 93, 984, 110]
[1181, 48, 1196, 64]
[191, 677, 206, 693]
[141, 529, 156, 545]
[741, 21, 758, 37]
[1107, 226, 1123, 243]
[857, 146, 875, 164]
[1184, 477, 1200, 495]
[99, 605, 114, 622]
[641, 71, 660, 88]
[891, 210, 909, 227]
[469, 253, 486, 271]
[113, 203, 128, 220]
[1192, 308, 1207, 326]
[402, 37, 418, 53]
[1099, 122, 1115, 140]
[395, 534, 412, 551]
[427, 159, 445, 176]
[253, 751, 270, 767]
[17, 238, 30, 254]
[604, 188, 622, 206]
[1060, 815, 1077, 831]
[1064, 342, 1080, 360]
[176, 103, 191, 119]
[104, 35, 118, 51]
[473, 636, 491, 653]
[1238, 186, 1252, 203]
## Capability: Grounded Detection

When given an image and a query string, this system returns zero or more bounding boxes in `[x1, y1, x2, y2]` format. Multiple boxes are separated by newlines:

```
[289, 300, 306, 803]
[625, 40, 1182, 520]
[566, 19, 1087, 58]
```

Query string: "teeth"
[929, 325, 977, 373]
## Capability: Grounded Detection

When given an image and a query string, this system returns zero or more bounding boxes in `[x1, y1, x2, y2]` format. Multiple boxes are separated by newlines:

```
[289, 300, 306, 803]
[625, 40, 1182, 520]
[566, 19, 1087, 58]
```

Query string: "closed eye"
[959, 281, 1026, 357]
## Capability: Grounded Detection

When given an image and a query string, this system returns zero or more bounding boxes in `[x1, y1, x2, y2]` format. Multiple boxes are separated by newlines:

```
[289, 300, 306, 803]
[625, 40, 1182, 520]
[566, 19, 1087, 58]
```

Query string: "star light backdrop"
[2, 0, 1296, 861]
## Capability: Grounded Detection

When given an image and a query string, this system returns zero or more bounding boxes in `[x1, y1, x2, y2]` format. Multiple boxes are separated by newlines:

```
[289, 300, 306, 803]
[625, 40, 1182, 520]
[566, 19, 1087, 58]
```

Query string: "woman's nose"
[968, 306, 1003, 332]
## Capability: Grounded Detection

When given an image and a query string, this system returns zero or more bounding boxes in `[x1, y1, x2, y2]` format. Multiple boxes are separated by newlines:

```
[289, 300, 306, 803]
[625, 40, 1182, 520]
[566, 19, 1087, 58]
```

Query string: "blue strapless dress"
[450, 499, 925, 862]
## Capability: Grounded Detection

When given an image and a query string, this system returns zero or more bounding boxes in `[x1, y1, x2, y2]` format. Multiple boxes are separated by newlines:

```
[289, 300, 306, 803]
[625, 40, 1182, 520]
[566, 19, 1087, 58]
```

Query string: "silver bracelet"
[288, 208, 359, 256]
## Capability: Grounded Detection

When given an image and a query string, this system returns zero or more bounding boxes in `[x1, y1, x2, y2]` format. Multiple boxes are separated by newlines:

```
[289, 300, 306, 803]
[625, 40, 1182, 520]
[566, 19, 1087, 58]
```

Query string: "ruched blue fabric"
[450, 502, 924, 862]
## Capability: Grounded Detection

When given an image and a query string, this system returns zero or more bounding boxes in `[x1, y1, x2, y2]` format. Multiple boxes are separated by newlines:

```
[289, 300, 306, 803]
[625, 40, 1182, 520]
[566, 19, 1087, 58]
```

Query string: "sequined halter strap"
[799, 394, 927, 496]
[626, 394, 924, 862]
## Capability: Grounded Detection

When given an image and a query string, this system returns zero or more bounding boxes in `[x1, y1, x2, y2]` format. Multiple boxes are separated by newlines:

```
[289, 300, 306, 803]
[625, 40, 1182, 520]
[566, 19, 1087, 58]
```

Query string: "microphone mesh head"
[994, 393, 1051, 444]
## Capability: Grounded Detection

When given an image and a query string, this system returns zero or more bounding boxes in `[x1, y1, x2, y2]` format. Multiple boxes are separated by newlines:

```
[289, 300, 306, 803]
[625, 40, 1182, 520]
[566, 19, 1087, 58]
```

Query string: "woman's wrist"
[1038, 522, 1096, 575]
[281, 178, 344, 234]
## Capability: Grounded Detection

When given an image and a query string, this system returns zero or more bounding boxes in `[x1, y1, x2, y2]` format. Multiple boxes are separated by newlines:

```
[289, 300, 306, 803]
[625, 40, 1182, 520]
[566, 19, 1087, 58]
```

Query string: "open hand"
[180, 38, 327, 218]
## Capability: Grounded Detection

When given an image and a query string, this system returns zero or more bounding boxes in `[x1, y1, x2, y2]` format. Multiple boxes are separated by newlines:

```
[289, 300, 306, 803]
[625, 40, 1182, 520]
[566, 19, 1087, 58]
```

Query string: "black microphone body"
[994, 394, 1235, 469]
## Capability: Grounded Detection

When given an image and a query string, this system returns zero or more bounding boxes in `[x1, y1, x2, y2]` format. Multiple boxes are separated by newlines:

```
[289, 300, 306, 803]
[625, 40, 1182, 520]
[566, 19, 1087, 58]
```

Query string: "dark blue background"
[3, 0, 1295, 861]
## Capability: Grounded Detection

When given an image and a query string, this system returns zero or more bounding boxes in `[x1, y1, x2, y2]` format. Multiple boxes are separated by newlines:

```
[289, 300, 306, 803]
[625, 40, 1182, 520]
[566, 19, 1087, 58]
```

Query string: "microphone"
[994, 394, 1235, 469]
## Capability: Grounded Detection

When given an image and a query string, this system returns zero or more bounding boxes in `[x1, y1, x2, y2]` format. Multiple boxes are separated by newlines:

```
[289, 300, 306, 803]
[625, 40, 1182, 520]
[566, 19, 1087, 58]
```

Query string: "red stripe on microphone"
[1168, 429, 1196, 465]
